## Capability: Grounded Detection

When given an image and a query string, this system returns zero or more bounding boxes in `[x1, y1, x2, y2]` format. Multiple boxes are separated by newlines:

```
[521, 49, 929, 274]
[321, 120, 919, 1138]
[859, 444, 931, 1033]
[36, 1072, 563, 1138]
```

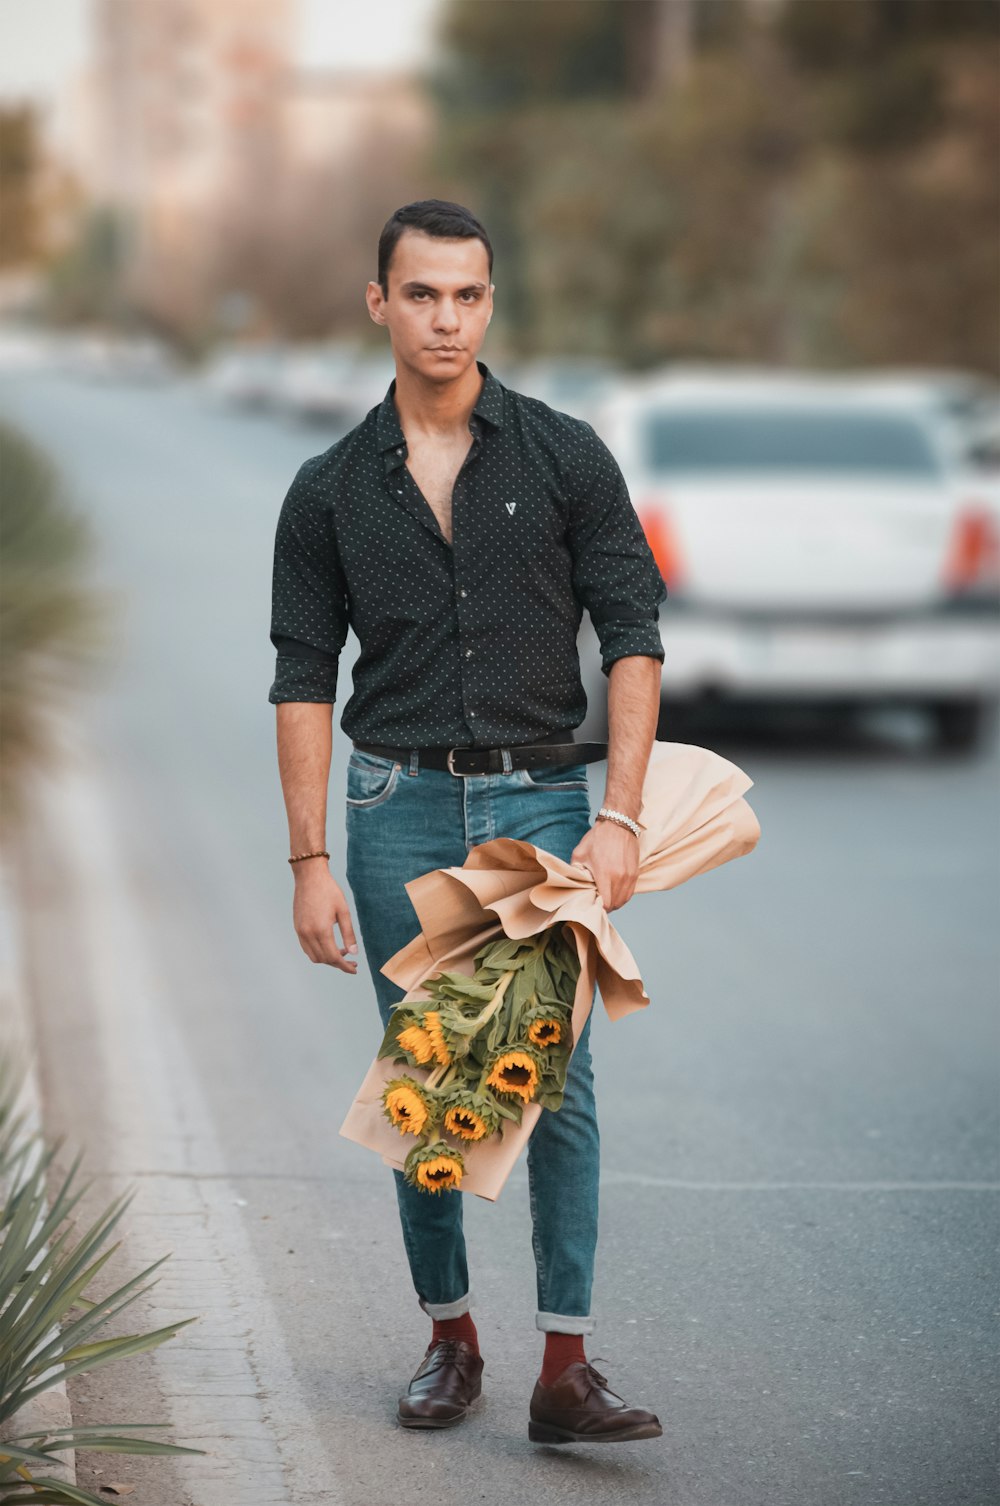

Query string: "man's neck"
[393, 358, 484, 440]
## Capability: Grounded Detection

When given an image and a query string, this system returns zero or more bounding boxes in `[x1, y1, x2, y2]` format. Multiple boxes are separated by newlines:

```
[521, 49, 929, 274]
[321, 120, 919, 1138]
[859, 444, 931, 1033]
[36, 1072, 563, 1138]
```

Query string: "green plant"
[0, 419, 118, 834]
[0, 1052, 205, 1503]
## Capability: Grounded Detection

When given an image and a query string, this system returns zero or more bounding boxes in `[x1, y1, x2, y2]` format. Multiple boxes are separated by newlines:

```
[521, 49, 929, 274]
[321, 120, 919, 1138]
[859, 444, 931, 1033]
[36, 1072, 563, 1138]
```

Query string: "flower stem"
[473, 968, 516, 1029]
[425, 968, 515, 1090]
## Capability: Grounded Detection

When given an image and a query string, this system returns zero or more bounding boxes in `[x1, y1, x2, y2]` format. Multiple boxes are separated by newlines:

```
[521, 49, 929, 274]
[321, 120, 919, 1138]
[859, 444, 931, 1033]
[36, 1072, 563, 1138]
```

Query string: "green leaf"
[11, 1316, 199, 1413]
[0, 1441, 59, 1468]
[9, 1423, 172, 1439]
[0, 1479, 132, 1505]
[19, 1437, 204, 1456]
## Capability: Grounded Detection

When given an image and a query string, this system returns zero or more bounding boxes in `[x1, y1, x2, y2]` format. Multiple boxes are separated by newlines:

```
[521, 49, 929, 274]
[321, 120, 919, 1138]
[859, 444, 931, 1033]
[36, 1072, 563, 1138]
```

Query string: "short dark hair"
[377, 200, 493, 298]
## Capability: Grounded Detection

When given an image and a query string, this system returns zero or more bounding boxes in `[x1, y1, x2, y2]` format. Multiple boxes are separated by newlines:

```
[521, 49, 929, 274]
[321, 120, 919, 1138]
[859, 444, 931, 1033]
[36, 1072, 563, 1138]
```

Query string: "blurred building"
[59, 0, 431, 335]
[284, 68, 429, 172]
[88, 0, 294, 206]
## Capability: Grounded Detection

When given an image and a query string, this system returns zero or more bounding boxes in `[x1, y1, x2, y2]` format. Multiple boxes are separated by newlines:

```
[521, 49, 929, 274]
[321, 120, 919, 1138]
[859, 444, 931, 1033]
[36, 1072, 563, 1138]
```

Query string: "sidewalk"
[5, 727, 341, 1505]
[0, 848, 76, 1489]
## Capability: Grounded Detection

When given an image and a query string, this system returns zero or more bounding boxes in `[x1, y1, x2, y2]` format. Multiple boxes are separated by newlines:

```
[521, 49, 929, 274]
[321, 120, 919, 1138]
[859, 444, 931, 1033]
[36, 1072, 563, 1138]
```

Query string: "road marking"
[90, 1168, 1000, 1193]
[525, 1172, 1000, 1192]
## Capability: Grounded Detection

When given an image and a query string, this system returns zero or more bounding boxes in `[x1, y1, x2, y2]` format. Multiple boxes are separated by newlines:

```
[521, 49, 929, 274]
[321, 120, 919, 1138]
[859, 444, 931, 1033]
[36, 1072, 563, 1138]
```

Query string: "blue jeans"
[344, 743, 600, 1336]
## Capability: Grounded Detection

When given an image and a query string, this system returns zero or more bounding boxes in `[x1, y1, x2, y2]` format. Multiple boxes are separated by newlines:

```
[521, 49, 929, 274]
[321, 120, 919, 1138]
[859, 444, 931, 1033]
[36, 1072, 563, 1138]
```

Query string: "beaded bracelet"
[595, 807, 642, 839]
[288, 850, 330, 865]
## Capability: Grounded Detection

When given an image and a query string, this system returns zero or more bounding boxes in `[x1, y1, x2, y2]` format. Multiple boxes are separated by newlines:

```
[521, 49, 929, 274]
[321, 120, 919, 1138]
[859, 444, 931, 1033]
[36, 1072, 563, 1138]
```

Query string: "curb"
[0, 852, 77, 1488]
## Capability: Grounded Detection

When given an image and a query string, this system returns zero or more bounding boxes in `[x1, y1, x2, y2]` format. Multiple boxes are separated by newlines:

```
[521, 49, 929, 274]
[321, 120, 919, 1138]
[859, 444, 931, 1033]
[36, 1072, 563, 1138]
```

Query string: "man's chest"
[402, 432, 476, 545]
[333, 439, 575, 623]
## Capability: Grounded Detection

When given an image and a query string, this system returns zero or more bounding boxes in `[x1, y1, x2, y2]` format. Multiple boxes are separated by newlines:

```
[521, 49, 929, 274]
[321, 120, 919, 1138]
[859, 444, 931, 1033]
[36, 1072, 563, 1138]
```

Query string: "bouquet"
[341, 738, 762, 1201]
[377, 927, 581, 1194]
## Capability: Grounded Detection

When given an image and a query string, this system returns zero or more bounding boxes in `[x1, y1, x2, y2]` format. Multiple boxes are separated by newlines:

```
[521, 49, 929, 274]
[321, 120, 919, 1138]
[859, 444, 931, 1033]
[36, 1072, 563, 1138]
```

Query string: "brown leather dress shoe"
[397, 1337, 484, 1429]
[528, 1358, 663, 1444]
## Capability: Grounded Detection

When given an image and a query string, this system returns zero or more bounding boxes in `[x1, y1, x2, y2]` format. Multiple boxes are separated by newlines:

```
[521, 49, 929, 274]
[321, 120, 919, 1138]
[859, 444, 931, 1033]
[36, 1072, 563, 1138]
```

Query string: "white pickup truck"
[578, 370, 1000, 752]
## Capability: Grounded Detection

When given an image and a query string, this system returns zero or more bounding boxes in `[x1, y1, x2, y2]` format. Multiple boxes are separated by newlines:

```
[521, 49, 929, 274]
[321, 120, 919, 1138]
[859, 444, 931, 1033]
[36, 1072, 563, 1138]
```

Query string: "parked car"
[578, 372, 1000, 752]
[58, 329, 179, 383]
[274, 341, 362, 425]
[342, 348, 401, 426]
[507, 356, 622, 424]
[201, 341, 286, 408]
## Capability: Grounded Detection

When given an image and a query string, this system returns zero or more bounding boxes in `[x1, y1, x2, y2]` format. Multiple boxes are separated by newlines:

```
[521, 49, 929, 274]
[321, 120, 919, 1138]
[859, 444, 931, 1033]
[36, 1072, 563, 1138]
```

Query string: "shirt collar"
[376, 358, 505, 455]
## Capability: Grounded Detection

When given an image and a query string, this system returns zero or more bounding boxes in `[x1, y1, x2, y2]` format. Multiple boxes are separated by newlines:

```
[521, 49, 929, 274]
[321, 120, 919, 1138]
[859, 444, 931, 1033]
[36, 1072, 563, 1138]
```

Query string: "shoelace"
[421, 1337, 470, 1374]
[580, 1356, 627, 1405]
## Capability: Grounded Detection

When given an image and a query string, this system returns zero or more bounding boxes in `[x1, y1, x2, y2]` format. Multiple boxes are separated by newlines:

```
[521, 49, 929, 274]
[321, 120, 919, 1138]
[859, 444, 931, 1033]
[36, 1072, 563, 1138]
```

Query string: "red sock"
[540, 1331, 587, 1385]
[430, 1311, 479, 1352]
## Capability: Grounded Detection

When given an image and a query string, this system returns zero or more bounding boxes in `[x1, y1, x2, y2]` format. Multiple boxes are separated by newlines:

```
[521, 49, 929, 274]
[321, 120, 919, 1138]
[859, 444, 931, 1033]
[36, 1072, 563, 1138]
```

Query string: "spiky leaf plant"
[0, 1052, 204, 1503]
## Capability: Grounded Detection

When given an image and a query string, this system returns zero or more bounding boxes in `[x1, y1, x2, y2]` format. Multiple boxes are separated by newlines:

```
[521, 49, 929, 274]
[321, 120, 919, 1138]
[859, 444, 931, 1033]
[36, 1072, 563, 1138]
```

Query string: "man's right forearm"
[275, 702, 334, 855]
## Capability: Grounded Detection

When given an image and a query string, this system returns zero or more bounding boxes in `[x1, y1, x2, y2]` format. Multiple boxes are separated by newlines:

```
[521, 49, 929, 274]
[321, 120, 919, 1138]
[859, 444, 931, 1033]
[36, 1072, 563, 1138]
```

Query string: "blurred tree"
[776, 0, 1000, 371]
[812, 49, 1000, 372]
[430, 0, 998, 375]
[42, 206, 134, 328]
[778, 0, 998, 71]
[0, 423, 116, 831]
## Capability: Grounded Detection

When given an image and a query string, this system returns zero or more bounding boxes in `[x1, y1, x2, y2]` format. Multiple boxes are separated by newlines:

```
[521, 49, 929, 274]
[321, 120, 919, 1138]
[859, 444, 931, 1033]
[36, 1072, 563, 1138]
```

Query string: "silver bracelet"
[596, 806, 641, 839]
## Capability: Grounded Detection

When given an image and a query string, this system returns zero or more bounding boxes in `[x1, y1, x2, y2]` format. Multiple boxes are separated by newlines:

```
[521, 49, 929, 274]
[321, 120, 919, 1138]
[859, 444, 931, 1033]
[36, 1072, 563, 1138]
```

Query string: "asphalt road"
[3, 369, 998, 1506]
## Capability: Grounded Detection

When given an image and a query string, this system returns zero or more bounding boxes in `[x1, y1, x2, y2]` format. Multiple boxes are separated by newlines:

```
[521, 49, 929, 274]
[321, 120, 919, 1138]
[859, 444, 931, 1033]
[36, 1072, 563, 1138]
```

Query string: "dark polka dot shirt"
[268, 358, 668, 748]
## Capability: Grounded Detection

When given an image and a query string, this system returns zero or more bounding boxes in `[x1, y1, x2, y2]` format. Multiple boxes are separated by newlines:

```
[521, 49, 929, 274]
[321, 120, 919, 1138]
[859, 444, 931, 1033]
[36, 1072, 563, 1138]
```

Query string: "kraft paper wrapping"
[339, 739, 761, 1200]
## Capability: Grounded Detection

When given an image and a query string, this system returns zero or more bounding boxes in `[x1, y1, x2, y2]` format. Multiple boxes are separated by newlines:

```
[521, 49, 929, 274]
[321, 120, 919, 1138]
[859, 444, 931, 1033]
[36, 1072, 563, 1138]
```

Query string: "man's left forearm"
[602, 655, 661, 820]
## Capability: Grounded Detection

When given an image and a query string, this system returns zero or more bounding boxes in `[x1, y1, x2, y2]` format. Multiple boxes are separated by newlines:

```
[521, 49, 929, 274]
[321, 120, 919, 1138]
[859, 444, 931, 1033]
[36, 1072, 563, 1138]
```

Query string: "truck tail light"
[941, 505, 1000, 595]
[636, 500, 685, 592]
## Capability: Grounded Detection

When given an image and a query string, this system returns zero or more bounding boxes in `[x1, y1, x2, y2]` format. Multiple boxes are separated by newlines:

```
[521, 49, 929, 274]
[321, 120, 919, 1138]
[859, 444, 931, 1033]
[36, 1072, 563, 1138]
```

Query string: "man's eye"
[410, 291, 480, 301]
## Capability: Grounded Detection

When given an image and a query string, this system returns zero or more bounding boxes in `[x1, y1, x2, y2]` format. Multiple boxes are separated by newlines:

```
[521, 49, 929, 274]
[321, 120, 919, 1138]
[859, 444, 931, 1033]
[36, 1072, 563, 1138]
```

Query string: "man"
[268, 199, 667, 1444]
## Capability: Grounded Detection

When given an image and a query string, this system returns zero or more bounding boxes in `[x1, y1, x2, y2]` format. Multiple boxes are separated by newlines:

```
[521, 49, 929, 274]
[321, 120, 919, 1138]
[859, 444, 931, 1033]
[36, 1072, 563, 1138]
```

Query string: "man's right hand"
[292, 865, 359, 972]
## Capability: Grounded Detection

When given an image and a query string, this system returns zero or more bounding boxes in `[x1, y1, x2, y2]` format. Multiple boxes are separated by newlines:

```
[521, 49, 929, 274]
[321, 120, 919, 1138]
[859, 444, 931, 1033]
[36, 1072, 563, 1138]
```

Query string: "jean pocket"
[517, 760, 590, 792]
[346, 751, 402, 807]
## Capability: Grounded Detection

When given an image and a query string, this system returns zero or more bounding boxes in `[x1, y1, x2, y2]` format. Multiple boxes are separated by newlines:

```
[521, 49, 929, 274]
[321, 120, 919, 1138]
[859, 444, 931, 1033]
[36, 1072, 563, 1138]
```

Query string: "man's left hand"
[570, 818, 640, 912]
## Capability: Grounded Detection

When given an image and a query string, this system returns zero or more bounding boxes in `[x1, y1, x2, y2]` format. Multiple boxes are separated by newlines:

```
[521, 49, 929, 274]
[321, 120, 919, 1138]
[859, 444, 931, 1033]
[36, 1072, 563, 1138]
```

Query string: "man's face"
[367, 229, 493, 383]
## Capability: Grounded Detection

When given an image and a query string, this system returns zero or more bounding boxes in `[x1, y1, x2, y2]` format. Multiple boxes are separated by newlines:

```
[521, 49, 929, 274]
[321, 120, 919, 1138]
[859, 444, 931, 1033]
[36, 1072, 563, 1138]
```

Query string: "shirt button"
[396, 447, 404, 455]
[465, 648, 473, 657]
[396, 488, 403, 495]
[459, 588, 468, 598]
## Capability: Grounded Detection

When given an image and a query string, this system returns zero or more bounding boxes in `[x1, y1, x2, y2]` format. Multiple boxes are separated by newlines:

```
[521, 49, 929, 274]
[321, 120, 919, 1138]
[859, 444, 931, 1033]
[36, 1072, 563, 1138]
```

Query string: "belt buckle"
[446, 746, 470, 776]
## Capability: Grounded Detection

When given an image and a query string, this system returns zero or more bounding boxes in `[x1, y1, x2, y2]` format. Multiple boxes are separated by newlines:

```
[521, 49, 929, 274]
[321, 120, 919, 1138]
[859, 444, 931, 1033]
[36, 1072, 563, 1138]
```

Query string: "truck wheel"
[928, 698, 993, 754]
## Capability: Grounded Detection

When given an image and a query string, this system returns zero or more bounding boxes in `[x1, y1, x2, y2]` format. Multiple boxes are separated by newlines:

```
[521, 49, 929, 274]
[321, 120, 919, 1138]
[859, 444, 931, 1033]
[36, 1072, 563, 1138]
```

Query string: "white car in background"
[201, 341, 287, 408]
[509, 356, 622, 425]
[276, 344, 398, 430]
[580, 373, 1000, 752]
[273, 340, 361, 425]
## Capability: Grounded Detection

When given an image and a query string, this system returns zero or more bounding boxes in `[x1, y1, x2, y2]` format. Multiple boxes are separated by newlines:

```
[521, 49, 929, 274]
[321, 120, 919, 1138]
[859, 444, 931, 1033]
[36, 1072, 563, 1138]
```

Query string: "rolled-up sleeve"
[567, 422, 668, 676]
[268, 460, 349, 704]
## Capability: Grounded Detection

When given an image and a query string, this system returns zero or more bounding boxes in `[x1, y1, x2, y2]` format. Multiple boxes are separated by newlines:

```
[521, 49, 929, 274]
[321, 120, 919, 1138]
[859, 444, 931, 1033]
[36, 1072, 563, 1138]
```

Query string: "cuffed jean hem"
[536, 1310, 596, 1336]
[419, 1291, 472, 1320]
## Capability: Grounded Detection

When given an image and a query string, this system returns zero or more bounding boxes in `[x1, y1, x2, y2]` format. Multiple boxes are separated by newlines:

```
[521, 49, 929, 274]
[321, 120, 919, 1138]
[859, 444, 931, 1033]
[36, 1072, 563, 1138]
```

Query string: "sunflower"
[422, 1009, 452, 1066]
[485, 1046, 544, 1103]
[396, 1023, 436, 1066]
[527, 1017, 563, 1047]
[381, 1076, 434, 1137]
[404, 1138, 465, 1194]
[439, 1085, 502, 1143]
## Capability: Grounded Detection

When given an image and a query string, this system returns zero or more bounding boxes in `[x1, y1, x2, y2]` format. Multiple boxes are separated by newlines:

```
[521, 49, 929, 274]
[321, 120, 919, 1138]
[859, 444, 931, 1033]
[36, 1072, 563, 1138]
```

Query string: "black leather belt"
[352, 727, 608, 775]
